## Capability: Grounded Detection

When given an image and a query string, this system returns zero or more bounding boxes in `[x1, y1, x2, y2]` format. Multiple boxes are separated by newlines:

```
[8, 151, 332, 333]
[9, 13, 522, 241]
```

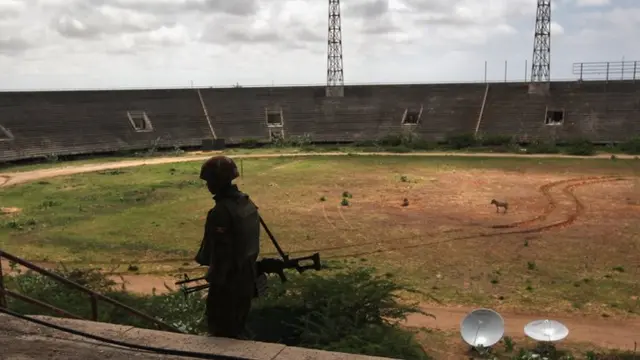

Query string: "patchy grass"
[3, 139, 637, 174]
[1, 155, 640, 319]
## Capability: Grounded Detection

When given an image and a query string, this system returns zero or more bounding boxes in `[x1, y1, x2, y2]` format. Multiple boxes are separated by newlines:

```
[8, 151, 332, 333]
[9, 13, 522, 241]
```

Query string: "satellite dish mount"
[460, 308, 505, 355]
[524, 319, 570, 357]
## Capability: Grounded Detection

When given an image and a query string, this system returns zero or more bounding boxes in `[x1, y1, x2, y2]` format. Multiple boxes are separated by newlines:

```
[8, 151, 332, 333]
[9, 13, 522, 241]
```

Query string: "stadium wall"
[1, 80, 638, 162]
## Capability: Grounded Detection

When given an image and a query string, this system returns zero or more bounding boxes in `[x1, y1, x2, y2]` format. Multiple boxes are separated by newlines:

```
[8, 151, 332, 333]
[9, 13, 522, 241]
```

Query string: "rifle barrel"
[184, 283, 210, 294]
[175, 276, 206, 286]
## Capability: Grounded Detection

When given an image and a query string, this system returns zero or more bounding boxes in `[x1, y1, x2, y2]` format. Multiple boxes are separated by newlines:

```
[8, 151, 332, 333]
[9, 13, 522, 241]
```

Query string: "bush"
[3, 265, 431, 359]
[445, 133, 477, 149]
[619, 137, 640, 155]
[353, 140, 377, 147]
[270, 134, 313, 148]
[478, 134, 514, 147]
[3, 266, 207, 333]
[373, 133, 435, 152]
[383, 145, 412, 153]
[526, 139, 560, 154]
[377, 134, 405, 147]
[240, 138, 260, 148]
[564, 139, 596, 156]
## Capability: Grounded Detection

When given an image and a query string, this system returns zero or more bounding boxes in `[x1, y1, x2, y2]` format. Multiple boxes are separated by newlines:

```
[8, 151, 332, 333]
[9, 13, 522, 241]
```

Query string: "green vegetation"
[1, 156, 639, 316]
[618, 137, 640, 155]
[2, 156, 636, 264]
[350, 133, 639, 156]
[3, 263, 636, 359]
[2, 134, 639, 174]
[1, 151, 639, 358]
[4, 263, 432, 359]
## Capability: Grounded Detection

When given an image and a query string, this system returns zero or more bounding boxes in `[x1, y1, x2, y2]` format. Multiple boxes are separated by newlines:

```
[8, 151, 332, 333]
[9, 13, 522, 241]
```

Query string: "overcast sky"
[0, 0, 637, 90]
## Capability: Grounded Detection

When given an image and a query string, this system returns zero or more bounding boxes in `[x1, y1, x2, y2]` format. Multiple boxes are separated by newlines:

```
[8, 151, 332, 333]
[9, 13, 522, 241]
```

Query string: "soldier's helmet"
[199, 156, 239, 183]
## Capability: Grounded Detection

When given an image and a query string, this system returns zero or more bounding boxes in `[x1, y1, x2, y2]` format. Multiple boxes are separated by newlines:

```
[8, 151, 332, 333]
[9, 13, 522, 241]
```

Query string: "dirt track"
[1, 150, 636, 187]
[1, 151, 639, 351]
[409, 305, 640, 351]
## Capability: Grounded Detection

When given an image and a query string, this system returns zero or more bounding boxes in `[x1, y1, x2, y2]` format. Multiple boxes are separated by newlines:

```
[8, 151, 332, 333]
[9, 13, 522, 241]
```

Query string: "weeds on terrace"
[3, 264, 431, 359]
[354, 132, 434, 152]
[271, 133, 313, 148]
[348, 131, 640, 157]
[237, 134, 317, 151]
[619, 137, 640, 155]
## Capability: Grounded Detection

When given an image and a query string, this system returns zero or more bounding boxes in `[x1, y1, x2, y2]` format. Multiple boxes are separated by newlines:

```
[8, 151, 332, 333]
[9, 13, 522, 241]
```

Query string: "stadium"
[1, 0, 639, 359]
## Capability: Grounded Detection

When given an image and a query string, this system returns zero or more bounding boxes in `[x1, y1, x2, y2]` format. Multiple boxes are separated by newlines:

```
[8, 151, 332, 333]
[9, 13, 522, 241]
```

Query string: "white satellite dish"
[524, 319, 569, 342]
[460, 308, 505, 349]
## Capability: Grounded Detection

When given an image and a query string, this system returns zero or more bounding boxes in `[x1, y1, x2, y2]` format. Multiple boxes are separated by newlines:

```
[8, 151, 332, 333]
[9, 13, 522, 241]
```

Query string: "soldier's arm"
[194, 209, 215, 266]
[203, 205, 234, 285]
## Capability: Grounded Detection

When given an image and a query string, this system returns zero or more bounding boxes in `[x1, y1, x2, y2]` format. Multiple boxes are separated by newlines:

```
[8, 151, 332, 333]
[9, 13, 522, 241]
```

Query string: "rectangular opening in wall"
[265, 108, 284, 127]
[544, 109, 564, 125]
[0, 125, 14, 141]
[269, 129, 285, 142]
[127, 111, 154, 132]
[401, 106, 423, 125]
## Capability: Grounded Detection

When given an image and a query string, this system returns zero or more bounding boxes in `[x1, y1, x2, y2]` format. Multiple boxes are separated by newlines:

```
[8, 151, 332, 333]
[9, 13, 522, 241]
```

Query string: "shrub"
[353, 139, 377, 147]
[527, 139, 560, 154]
[478, 134, 514, 147]
[249, 268, 431, 359]
[384, 145, 412, 153]
[445, 133, 477, 149]
[564, 138, 596, 156]
[270, 134, 313, 148]
[372, 133, 435, 152]
[3, 265, 431, 359]
[377, 134, 405, 147]
[619, 137, 640, 155]
[240, 138, 260, 148]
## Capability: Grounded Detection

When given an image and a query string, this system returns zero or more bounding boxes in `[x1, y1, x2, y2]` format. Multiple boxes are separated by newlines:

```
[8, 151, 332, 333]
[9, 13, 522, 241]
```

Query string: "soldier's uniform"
[195, 156, 260, 339]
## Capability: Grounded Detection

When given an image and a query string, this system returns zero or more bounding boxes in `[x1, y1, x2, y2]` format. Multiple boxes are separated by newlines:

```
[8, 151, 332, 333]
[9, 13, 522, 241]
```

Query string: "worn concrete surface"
[0, 314, 395, 360]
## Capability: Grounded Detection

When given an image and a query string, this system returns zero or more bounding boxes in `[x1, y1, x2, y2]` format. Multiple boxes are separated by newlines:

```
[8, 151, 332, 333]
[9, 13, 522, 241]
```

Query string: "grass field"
[1, 155, 639, 319]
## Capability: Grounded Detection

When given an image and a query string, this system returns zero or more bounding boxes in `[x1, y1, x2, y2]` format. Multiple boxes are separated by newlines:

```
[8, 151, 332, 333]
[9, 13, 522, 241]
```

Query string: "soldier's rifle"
[175, 216, 322, 296]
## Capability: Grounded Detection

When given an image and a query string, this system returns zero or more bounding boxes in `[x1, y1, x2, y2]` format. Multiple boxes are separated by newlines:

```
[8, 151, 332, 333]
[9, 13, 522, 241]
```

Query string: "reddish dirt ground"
[408, 305, 640, 351]
[1, 207, 21, 215]
[2, 152, 639, 353]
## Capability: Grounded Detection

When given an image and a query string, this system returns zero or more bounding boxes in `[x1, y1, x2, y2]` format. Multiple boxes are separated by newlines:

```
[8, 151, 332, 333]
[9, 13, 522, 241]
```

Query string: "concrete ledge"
[0, 314, 396, 360]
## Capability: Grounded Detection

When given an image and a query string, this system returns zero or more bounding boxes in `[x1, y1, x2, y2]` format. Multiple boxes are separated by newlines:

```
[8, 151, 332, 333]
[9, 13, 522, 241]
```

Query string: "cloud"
[550, 21, 565, 35]
[50, 5, 177, 40]
[346, 0, 390, 18]
[0, 36, 30, 55]
[108, 0, 260, 16]
[0, 0, 638, 89]
[574, 0, 611, 6]
[0, 0, 24, 20]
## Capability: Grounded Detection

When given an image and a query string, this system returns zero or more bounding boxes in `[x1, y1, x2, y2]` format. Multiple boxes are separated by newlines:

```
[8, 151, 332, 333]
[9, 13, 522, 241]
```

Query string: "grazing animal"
[490, 199, 508, 213]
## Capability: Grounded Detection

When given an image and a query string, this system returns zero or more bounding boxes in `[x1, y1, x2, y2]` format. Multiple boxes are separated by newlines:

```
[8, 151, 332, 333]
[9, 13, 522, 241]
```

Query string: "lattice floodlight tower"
[326, 0, 344, 97]
[531, 0, 551, 83]
[460, 308, 505, 355]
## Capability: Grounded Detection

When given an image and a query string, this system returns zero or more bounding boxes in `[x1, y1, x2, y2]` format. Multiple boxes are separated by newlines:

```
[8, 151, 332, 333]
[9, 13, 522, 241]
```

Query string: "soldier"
[194, 155, 261, 339]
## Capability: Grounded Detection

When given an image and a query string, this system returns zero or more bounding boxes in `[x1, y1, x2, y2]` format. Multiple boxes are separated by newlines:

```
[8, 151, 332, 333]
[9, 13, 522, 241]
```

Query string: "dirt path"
[0, 151, 636, 187]
[408, 305, 640, 351]
[1, 150, 639, 351]
[97, 276, 640, 351]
